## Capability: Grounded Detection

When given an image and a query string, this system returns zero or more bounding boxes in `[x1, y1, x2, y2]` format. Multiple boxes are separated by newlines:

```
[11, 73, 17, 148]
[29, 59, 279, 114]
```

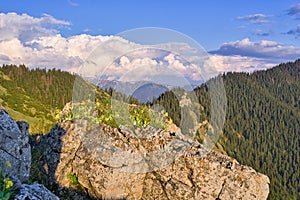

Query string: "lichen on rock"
[0, 109, 31, 182]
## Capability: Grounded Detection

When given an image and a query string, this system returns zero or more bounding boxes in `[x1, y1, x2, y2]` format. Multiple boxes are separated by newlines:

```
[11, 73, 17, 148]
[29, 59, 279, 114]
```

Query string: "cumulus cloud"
[0, 12, 295, 85]
[0, 12, 69, 43]
[95, 48, 206, 87]
[0, 32, 115, 72]
[210, 38, 300, 60]
[207, 38, 300, 75]
[205, 55, 275, 74]
[236, 14, 271, 24]
[0, 12, 130, 72]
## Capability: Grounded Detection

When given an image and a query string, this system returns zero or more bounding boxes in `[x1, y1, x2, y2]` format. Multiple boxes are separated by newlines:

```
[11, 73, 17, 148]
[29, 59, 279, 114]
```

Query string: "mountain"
[94, 76, 199, 103]
[131, 82, 169, 103]
[95, 78, 170, 103]
[153, 60, 300, 199]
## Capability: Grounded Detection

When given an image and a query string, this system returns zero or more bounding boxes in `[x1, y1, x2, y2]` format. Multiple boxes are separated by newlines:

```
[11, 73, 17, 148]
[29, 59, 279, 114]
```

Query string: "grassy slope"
[0, 72, 55, 134]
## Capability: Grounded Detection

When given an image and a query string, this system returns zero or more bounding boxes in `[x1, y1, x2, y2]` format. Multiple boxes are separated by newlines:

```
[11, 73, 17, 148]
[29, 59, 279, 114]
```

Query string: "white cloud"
[236, 14, 271, 24]
[206, 38, 300, 75]
[119, 56, 130, 67]
[253, 29, 270, 37]
[205, 55, 275, 74]
[96, 49, 204, 86]
[0, 12, 297, 85]
[164, 53, 186, 71]
[163, 53, 204, 81]
[0, 12, 87, 71]
[0, 33, 116, 72]
[210, 38, 300, 60]
[0, 12, 69, 43]
[0, 12, 128, 72]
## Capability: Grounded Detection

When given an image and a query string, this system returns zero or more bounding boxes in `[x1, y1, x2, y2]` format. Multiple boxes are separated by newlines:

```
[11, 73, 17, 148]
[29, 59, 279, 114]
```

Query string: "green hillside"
[219, 63, 299, 199]
[0, 64, 76, 133]
[154, 60, 300, 199]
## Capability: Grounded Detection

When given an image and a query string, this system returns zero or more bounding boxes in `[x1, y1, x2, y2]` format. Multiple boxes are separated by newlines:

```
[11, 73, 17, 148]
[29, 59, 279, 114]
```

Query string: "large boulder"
[0, 109, 31, 182]
[37, 120, 270, 200]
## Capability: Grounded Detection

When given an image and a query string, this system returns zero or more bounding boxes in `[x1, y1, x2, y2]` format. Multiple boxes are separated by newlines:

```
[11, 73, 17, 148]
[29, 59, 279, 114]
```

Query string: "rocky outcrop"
[0, 108, 60, 200]
[37, 120, 270, 200]
[0, 109, 31, 182]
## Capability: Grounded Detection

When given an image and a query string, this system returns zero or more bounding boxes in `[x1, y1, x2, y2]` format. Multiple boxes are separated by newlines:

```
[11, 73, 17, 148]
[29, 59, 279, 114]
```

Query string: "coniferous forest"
[153, 60, 300, 199]
[0, 60, 299, 199]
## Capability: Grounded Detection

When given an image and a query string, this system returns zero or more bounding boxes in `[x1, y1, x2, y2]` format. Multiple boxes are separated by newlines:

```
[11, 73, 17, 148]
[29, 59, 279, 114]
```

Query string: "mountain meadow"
[0, 61, 299, 199]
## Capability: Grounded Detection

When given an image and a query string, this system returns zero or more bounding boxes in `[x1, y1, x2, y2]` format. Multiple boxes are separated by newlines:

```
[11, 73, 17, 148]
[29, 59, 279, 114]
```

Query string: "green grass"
[0, 85, 7, 94]
[3, 106, 54, 134]
[0, 71, 10, 81]
[0, 77, 56, 134]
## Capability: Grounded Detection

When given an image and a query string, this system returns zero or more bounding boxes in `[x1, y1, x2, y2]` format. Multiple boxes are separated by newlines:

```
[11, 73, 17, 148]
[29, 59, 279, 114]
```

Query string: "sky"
[1, 0, 300, 82]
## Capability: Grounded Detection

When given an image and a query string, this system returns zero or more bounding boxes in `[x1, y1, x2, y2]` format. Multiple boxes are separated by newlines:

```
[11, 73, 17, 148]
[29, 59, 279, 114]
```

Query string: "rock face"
[0, 109, 60, 200]
[38, 120, 270, 200]
[0, 109, 31, 182]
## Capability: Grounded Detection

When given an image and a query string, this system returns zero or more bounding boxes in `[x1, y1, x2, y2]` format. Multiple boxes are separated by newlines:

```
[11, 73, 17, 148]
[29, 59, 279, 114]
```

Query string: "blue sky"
[1, 0, 300, 80]
[1, 0, 300, 49]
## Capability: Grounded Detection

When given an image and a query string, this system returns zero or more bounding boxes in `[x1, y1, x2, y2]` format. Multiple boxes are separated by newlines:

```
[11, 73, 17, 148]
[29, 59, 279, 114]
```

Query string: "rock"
[38, 120, 270, 200]
[0, 109, 59, 199]
[14, 183, 60, 200]
[11, 176, 59, 200]
[0, 109, 31, 182]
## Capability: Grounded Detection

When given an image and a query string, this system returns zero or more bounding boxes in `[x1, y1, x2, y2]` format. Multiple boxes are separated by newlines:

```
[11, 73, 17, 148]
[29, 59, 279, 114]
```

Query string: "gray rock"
[14, 183, 60, 200]
[0, 109, 61, 199]
[0, 109, 31, 182]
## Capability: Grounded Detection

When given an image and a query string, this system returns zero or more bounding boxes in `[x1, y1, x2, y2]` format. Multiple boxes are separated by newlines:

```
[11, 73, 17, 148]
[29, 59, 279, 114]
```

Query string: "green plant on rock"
[67, 173, 79, 185]
[95, 98, 118, 127]
[0, 161, 14, 200]
[128, 105, 174, 129]
[66, 173, 86, 194]
[148, 108, 174, 130]
[129, 105, 151, 127]
[54, 108, 63, 122]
